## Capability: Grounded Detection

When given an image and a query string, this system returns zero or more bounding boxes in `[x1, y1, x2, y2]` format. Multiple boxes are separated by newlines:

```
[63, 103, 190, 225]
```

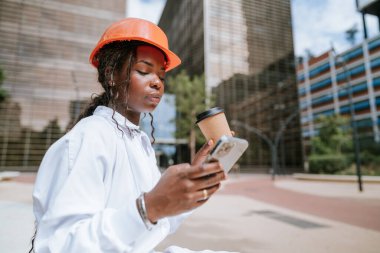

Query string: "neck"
[114, 105, 141, 125]
[125, 111, 141, 125]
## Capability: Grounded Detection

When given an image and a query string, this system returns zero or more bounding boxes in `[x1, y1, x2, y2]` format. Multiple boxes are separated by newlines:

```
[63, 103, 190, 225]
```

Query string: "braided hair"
[73, 41, 156, 142]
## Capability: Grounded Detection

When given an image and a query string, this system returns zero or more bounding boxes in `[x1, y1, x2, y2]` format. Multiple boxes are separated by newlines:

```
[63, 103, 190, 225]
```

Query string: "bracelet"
[136, 192, 157, 230]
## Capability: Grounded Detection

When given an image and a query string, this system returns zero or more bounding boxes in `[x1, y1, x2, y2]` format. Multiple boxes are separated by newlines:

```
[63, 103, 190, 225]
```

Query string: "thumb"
[192, 139, 214, 166]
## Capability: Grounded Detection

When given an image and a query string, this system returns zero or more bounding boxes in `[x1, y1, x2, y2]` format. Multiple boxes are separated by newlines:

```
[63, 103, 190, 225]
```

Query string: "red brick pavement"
[11, 173, 36, 184]
[8, 173, 380, 232]
[220, 177, 380, 232]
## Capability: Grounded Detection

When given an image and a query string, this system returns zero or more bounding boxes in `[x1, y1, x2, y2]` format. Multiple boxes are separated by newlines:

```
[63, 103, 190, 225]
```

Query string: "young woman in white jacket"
[31, 18, 233, 253]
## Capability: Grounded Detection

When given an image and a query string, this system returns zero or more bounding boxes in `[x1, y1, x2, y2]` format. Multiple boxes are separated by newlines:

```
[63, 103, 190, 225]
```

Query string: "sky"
[127, 0, 380, 57]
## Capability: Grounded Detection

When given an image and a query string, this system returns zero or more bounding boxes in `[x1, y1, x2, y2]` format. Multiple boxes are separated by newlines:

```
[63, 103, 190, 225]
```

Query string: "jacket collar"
[94, 106, 141, 134]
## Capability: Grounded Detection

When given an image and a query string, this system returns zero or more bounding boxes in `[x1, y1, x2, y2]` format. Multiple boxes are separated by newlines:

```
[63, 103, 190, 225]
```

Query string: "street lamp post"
[232, 108, 299, 180]
[336, 55, 363, 192]
[231, 120, 277, 180]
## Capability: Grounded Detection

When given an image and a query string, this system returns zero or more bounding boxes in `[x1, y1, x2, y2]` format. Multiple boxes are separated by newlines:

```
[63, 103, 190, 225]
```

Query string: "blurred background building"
[0, 0, 125, 170]
[297, 30, 380, 154]
[159, 0, 303, 173]
[4, 0, 375, 174]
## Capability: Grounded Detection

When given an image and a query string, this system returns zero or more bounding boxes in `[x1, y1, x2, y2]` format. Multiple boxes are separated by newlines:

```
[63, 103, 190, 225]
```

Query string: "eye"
[160, 77, 165, 82]
[137, 70, 148, 76]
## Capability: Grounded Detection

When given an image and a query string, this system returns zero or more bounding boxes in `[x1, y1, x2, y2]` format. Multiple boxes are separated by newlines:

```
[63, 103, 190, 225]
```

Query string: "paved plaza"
[1, 173, 380, 253]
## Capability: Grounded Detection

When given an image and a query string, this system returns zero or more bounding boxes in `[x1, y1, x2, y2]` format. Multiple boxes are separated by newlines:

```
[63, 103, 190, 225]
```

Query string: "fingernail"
[208, 139, 213, 146]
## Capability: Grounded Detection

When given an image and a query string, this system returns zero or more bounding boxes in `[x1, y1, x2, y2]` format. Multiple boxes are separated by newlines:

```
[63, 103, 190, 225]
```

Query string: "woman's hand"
[144, 140, 226, 223]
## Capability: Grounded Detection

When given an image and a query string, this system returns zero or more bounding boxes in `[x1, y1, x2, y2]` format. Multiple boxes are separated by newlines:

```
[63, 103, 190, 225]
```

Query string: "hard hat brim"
[89, 37, 181, 72]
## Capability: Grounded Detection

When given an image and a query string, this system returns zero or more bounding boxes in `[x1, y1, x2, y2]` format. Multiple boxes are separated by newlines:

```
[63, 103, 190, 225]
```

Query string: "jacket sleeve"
[167, 211, 192, 234]
[33, 120, 157, 253]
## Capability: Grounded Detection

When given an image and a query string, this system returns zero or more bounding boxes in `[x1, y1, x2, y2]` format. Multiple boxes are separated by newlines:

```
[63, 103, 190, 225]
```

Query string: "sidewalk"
[1, 173, 380, 253]
[158, 174, 380, 252]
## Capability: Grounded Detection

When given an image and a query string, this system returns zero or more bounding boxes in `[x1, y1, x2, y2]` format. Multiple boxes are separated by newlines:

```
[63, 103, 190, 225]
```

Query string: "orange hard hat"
[89, 18, 181, 72]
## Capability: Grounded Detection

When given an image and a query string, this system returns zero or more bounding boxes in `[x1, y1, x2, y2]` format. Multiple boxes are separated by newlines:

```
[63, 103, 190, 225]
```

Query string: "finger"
[231, 130, 235, 136]
[194, 171, 226, 190]
[187, 161, 223, 179]
[195, 183, 221, 202]
[192, 139, 214, 166]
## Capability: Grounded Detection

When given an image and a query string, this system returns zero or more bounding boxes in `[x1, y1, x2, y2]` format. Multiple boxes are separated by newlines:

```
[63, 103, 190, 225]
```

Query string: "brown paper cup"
[196, 107, 232, 144]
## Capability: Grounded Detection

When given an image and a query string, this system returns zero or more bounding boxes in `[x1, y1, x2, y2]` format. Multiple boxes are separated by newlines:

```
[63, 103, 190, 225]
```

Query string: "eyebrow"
[137, 60, 165, 71]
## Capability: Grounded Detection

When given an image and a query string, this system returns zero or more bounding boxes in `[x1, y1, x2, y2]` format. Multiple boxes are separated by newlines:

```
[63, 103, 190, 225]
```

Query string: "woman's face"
[114, 45, 166, 116]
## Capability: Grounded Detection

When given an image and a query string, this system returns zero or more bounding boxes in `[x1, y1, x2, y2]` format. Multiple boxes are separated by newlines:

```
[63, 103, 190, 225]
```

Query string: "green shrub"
[309, 154, 349, 174]
[360, 151, 380, 166]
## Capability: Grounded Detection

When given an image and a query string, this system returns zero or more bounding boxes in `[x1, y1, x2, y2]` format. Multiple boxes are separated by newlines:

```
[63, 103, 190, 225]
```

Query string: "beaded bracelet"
[136, 192, 157, 230]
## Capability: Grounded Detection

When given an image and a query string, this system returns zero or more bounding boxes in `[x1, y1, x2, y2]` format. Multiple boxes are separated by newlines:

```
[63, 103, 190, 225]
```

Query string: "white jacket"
[32, 106, 187, 253]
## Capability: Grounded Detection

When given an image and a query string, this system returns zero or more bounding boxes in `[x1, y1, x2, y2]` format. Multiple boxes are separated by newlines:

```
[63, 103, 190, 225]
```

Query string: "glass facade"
[159, 0, 303, 172]
[0, 0, 125, 170]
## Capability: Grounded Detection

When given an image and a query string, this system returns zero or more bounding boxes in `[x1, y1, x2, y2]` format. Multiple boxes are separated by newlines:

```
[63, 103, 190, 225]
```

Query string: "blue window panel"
[340, 105, 350, 114]
[354, 100, 370, 110]
[309, 63, 330, 79]
[301, 115, 312, 123]
[368, 38, 380, 50]
[350, 64, 365, 75]
[340, 100, 369, 113]
[338, 82, 367, 97]
[376, 96, 380, 106]
[371, 58, 380, 69]
[298, 73, 305, 82]
[297, 73, 305, 82]
[314, 109, 334, 118]
[336, 72, 347, 82]
[312, 94, 333, 106]
[373, 77, 380, 88]
[355, 118, 373, 128]
[341, 47, 363, 62]
[298, 87, 306, 96]
[351, 82, 367, 93]
[299, 100, 308, 109]
[336, 65, 365, 82]
[310, 78, 331, 92]
[338, 89, 348, 97]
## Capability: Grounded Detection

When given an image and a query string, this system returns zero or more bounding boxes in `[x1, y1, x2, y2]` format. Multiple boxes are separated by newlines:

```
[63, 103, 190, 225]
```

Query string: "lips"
[146, 93, 162, 105]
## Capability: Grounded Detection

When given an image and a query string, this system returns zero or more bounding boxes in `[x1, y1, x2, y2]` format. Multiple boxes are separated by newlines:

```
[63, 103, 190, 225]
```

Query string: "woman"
[31, 18, 231, 253]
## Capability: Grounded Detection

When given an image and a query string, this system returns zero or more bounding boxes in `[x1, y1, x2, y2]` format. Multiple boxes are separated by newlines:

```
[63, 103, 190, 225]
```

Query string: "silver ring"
[202, 189, 208, 200]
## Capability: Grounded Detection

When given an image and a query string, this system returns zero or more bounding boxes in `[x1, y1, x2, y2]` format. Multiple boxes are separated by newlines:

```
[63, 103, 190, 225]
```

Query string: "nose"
[150, 76, 162, 90]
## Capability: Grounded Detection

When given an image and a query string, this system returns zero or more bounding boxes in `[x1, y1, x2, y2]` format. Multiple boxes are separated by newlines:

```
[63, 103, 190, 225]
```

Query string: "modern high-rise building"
[0, 0, 126, 170]
[159, 0, 303, 172]
[297, 35, 380, 153]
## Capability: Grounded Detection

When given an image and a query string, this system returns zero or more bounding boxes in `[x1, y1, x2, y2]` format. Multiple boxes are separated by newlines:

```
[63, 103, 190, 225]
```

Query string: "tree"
[167, 71, 210, 160]
[311, 114, 352, 155]
[309, 114, 352, 174]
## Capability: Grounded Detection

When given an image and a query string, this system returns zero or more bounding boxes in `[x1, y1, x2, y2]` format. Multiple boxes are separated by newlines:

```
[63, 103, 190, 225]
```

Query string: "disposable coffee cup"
[196, 107, 232, 145]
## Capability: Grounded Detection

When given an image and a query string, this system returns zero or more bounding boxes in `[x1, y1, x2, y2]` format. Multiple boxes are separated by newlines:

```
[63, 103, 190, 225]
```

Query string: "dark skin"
[111, 45, 227, 223]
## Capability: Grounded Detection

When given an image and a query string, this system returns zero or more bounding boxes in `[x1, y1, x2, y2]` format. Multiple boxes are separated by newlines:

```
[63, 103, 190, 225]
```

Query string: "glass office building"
[0, 0, 125, 170]
[159, 0, 303, 172]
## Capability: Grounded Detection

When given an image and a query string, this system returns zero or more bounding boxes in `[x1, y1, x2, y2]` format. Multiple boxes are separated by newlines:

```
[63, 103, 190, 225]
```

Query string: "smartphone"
[206, 135, 249, 173]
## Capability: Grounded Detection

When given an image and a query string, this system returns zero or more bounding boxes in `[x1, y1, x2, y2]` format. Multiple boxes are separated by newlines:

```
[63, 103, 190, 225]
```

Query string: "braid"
[70, 41, 145, 129]
[149, 112, 155, 144]
[79, 92, 110, 119]
[28, 222, 37, 253]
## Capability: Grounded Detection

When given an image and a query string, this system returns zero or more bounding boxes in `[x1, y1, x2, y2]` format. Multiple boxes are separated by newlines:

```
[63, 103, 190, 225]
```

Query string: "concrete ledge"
[293, 173, 380, 183]
[0, 171, 20, 181]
